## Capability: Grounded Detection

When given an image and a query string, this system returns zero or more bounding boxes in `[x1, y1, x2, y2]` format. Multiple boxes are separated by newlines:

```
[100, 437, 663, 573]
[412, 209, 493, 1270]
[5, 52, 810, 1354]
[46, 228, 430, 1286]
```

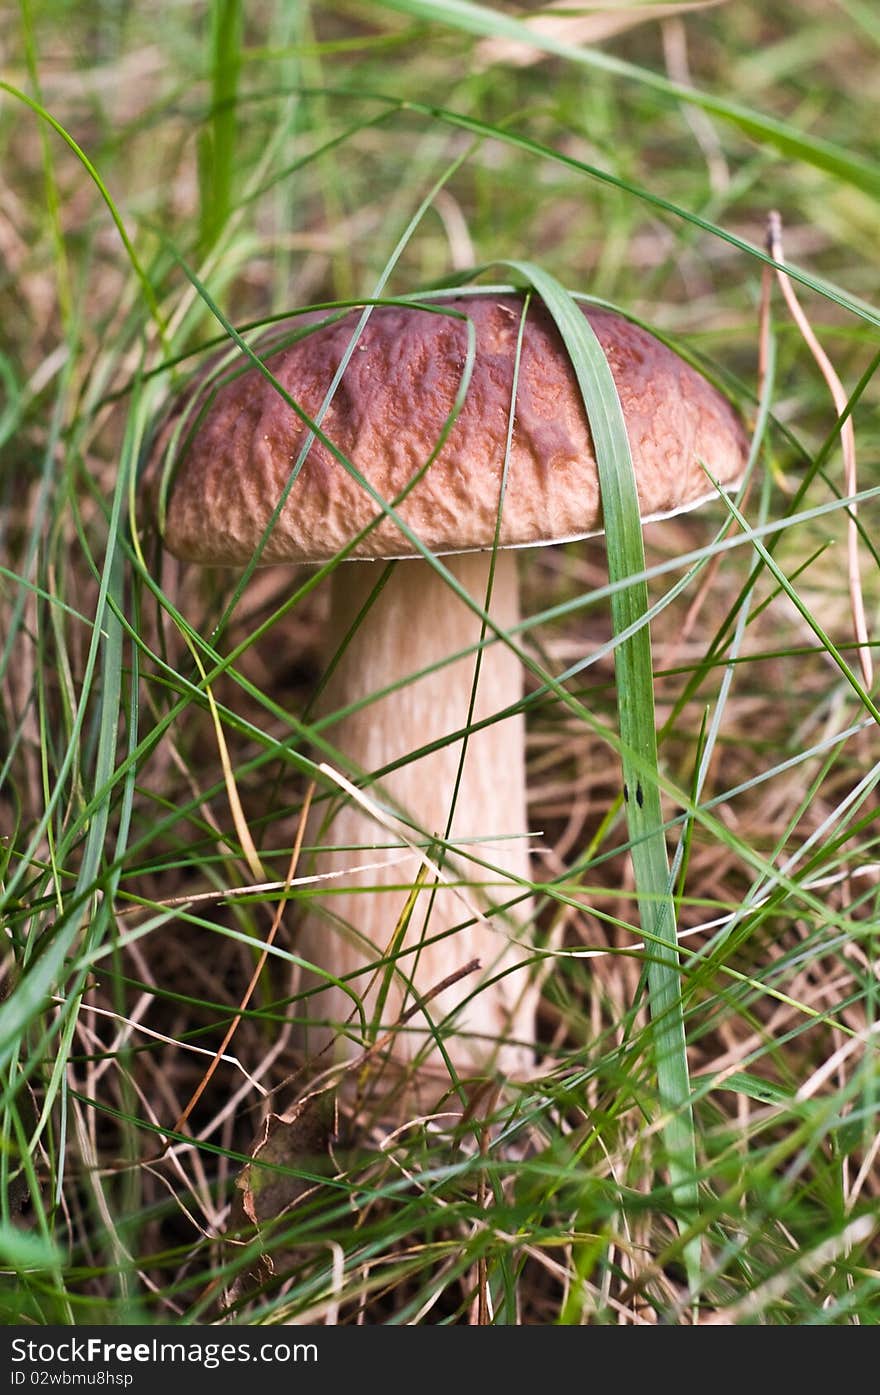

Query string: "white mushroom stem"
[297, 549, 536, 1078]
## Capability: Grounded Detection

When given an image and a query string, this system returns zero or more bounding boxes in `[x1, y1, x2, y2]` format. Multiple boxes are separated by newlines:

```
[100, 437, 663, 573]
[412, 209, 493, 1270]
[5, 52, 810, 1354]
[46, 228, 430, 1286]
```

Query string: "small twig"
[318, 763, 493, 929]
[166, 784, 315, 1146]
[662, 16, 729, 195]
[55, 996, 267, 1094]
[344, 957, 482, 1073]
[115, 851, 419, 915]
[766, 210, 873, 689]
[795, 1019, 880, 1102]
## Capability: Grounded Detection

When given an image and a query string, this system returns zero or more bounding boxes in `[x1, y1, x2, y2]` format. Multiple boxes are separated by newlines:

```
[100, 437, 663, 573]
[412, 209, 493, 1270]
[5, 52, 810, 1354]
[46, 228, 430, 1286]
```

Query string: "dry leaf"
[225, 1087, 338, 1302]
[234, 1086, 338, 1237]
[473, 0, 726, 71]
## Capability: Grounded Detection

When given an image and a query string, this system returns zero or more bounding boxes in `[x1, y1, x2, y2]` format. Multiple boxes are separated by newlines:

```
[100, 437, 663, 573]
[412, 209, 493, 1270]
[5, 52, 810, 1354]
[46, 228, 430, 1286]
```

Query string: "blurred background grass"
[2, 0, 879, 1324]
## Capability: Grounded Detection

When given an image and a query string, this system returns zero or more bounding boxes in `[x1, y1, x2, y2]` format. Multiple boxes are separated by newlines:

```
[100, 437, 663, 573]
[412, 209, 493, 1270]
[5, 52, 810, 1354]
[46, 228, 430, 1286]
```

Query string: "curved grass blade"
[378, 0, 880, 199]
[502, 261, 701, 1285]
[0, 82, 166, 341]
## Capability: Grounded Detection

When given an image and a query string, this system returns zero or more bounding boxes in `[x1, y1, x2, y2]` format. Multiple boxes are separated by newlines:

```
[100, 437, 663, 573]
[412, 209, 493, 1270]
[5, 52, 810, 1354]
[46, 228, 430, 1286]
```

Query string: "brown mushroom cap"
[160, 294, 749, 566]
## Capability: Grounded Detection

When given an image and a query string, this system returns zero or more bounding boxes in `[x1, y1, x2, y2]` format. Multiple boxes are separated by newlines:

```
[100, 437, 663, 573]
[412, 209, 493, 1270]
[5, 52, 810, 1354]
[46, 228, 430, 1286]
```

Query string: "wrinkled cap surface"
[159, 294, 749, 565]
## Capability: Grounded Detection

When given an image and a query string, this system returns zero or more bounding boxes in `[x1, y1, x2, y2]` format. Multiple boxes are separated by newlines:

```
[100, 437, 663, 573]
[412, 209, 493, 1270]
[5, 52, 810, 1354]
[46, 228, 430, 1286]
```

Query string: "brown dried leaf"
[473, 0, 727, 71]
[233, 1086, 338, 1235]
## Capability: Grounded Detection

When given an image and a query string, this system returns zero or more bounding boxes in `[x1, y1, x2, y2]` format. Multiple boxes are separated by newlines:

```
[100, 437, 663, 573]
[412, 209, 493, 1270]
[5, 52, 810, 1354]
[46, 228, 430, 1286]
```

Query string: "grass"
[2, 0, 880, 1325]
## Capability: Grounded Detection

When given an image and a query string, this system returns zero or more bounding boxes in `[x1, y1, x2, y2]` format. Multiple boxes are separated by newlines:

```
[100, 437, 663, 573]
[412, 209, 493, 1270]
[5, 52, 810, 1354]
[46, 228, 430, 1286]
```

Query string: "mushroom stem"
[298, 549, 536, 1078]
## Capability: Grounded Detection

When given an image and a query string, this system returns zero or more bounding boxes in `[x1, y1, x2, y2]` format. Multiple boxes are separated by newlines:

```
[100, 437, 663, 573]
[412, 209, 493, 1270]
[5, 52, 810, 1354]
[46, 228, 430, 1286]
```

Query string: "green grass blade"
[0, 432, 129, 1068]
[378, 0, 880, 198]
[712, 479, 879, 721]
[17, 0, 72, 329]
[399, 110, 880, 331]
[198, 0, 244, 253]
[0, 81, 166, 340]
[503, 262, 700, 1284]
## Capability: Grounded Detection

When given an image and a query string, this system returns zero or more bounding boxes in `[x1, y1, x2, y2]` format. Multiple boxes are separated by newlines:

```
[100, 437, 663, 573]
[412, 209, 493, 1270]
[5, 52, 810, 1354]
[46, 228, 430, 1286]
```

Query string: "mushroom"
[157, 292, 748, 1083]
